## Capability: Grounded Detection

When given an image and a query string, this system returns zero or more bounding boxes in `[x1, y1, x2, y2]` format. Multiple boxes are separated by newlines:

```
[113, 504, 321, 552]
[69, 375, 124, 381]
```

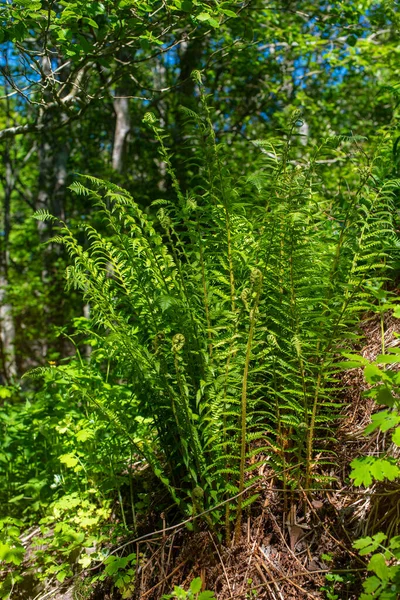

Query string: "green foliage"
[0, 518, 24, 600]
[28, 87, 399, 547]
[162, 577, 215, 599]
[351, 456, 400, 487]
[353, 535, 400, 600]
[0, 351, 145, 596]
[320, 572, 355, 600]
[348, 341, 400, 599]
[350, 349, 400, 488]
[97, 553, 137, 599]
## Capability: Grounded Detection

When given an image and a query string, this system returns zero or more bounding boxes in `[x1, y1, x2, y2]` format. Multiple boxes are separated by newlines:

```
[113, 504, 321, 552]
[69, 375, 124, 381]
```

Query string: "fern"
[40, 82, 399, 542]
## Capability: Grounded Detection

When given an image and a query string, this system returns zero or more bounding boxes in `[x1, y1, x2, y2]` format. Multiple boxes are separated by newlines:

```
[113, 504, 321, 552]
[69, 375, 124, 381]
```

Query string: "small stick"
[209, 532, 232, 595]
[141, 559, 187, 598]
[240, 515, 264, 595]
[160, 531, 176, 597]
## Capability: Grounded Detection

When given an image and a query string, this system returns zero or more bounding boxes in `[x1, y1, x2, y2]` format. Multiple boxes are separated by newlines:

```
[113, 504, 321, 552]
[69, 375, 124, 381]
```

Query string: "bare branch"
[0, 123, 44, 141]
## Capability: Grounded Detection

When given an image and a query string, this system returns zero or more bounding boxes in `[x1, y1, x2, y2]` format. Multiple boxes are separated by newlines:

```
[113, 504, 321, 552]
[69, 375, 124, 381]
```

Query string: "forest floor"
[18, 314, 400, 600]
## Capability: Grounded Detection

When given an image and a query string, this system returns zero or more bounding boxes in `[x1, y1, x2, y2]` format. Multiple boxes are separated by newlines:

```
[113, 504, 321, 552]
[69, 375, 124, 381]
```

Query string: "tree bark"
[0, 148, 17, 382]
[112, 95, 131, 172]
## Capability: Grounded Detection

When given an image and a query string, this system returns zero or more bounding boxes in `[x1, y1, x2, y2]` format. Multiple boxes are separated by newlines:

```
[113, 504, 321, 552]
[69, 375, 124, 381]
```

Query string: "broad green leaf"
[56, 570, 68, 583]
[76, 429, 94, 442]
[364, 411, 400, 434]
[350, 456, 400, 487]
[196, 12, 219, 27]
[354, 533, 387, 555]
[364, 364, 384, 384]
[392, 427, 400, 446]
[105, 561, 121, 576]
[59, 453, 79, 468]
[393, 306, 400, 319]
[375, 386, 395, 407]
[0, 543, 24, 565]
[370, 458, 400, 482]
[190, 577, 202, 593]
[363, 575, 381, 593]
[375, 354, 400, 364]
[367, 553, 389, 580]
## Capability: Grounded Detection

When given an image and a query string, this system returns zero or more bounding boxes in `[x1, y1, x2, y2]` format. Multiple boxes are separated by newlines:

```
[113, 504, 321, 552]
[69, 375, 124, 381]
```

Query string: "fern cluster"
[33, 83, 399, 541]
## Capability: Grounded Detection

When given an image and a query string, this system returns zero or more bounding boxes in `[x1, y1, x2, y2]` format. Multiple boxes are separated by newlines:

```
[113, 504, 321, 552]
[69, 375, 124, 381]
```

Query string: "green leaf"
[157, 294, 178, 312]
[190, 577, 202, 593]
[364, 411, 400, 434]
[374, 385, 395, 407]
[76, 429, 94, 442]
[56, 570, 68, 583]
[392, 427, 400, 446]
[367, 553, 389, 580]
[363, 575, 382, 593]
[354, 533, 387, 555]
[350, 456, 400, 487]
[198, 592, 216, 600]
[340, 353, 369, 366]
[59, 453, 79, 468]
[105, 561, 120, 576]
[84, 17, 98, 28]
[370, 459, 400, 482]
[0, 543, 24, 566]
[221, 9, 237, 18]
[337, 360, 365, 369]
[196, 12, 219, 27]
[350, 458, 374, 487]
[364, 364, 383, 384]
[172, 587, 187, 599]
[375, 354, 400, 364]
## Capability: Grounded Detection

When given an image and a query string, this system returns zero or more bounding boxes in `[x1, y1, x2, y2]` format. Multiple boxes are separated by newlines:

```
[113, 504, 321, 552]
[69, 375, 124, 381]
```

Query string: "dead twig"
[141, 560, 187, 598]
[208, 532, 232, 596]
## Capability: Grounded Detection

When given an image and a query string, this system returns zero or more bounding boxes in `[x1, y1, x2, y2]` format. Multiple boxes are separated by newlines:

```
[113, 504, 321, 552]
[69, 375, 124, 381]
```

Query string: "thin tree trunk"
[0, 149, 17, 382]
[112, 95, 131, 172]
[83, 303, 92, 360]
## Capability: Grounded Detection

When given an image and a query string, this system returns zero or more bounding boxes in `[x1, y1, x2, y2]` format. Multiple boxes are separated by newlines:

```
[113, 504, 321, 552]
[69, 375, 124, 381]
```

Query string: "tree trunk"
[112, 95, 131, 172]
[0, 149, 17, 382]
